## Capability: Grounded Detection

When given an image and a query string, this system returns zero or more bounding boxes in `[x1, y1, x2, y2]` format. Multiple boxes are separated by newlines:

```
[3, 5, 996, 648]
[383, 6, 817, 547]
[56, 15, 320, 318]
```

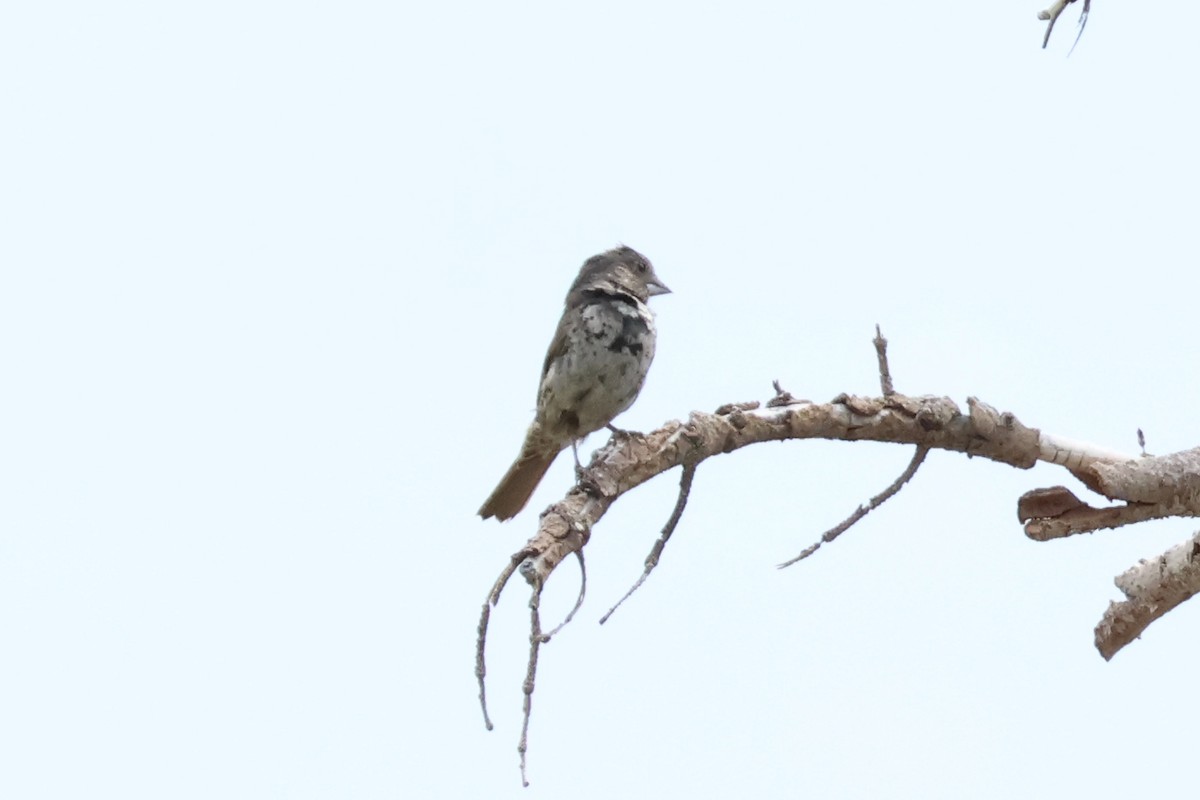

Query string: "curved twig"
[540, 550, 586, 641]
[476, 549, 533, 731]
[778, 445, 930, 568]
[600, 463, 697, 625]
[1039, 0, 1090, 51]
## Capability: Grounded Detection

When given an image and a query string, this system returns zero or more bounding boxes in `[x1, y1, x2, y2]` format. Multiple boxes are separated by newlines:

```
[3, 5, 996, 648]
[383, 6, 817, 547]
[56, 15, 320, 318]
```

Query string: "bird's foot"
[570, 440, 585, 474]
[576, 471, 604, 498]
[606, 423, 643, 441]
[569, 441, 605, 496]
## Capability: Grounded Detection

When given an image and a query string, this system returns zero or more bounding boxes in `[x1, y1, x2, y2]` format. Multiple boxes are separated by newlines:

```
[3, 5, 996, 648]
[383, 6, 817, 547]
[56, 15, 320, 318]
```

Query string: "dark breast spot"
[607, 311, 649, 356]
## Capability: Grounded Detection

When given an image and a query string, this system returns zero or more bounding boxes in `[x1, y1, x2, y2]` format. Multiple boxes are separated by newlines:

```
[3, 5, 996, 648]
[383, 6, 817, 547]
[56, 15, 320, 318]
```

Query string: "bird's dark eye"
[636, 263, 647, 273]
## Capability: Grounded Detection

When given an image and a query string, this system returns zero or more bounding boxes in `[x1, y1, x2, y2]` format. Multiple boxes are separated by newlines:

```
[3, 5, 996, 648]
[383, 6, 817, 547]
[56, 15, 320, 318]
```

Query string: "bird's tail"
[478, 429, 561, 521]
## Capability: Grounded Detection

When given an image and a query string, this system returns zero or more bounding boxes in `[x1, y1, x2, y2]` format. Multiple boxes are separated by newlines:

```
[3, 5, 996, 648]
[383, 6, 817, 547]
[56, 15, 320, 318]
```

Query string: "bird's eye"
[636, 263, 647, 273]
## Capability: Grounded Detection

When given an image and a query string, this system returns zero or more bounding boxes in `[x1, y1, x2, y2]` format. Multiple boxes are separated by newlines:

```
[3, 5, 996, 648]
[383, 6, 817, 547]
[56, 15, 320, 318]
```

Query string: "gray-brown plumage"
[478, 246, 671, 521]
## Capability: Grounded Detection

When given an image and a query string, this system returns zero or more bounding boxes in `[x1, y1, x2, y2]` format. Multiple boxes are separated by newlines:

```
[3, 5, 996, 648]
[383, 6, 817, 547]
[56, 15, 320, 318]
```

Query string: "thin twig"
[518, 580, 544, 787]
[540, 550, 586, 641]
[874, 324, 894, 397]
[1039, 0, 1069, 47]
[599, 464, 697, 625]
[1068, 0, 1091, 56]
[778, 445, 930, 568]
[767, 379, 798, 407]
[476, 550, 530, 731]
[1039, 0, 1082, 49]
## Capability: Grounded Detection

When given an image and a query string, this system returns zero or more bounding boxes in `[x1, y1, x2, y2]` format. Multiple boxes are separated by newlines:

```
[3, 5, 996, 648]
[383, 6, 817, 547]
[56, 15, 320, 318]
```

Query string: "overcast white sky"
[4, 1, 1199, 797]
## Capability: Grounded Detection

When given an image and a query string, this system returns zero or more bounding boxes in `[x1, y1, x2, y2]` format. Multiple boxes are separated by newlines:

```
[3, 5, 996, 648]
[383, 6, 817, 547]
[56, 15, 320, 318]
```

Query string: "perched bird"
[478, 246, 671, 521]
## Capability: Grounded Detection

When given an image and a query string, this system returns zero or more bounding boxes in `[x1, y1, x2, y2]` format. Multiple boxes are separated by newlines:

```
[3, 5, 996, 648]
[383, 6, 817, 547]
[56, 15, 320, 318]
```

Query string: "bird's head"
[568, 245, 671, 304]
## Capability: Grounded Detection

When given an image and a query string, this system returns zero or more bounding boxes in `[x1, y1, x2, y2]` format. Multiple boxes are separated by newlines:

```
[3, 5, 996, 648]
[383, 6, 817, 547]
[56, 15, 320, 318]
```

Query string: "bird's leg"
[571, 440, 585, 479]
[572, 439, 604, 498]
[571, 441, 609, 496]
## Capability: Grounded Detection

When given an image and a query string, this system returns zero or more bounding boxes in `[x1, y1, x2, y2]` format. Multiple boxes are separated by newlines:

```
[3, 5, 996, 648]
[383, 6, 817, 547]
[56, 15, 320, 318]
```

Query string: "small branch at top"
[874, 324, 894, 397]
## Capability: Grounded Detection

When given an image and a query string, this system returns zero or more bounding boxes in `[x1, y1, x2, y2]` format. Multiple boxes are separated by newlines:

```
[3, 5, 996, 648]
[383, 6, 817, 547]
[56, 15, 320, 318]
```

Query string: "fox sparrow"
[478, 246, 670, 521]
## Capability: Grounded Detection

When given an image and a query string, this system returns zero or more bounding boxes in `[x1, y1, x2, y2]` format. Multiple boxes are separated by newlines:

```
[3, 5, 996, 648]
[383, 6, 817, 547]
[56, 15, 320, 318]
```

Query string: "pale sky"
[4, 2, 1199, 798]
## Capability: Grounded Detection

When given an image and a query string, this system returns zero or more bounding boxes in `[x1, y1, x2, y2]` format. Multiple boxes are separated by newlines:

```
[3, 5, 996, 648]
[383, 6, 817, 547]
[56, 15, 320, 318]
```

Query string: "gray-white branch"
[505, 394, 1199, 660]
[478, 389, 1200, 781]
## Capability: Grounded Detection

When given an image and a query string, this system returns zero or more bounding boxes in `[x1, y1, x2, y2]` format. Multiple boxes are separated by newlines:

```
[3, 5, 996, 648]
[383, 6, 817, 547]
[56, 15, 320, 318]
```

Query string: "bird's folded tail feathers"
[478, 438, 560, 521]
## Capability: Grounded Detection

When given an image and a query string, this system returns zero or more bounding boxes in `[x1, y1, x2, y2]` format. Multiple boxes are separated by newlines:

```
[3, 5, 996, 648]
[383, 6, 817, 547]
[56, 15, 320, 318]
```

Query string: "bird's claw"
[606, 423, 641, 441]
[576, 471, 603, 498]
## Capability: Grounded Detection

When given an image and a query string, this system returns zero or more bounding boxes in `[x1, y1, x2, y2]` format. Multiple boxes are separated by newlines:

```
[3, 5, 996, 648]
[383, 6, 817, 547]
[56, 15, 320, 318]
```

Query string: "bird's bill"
[646, 279, 671, 297]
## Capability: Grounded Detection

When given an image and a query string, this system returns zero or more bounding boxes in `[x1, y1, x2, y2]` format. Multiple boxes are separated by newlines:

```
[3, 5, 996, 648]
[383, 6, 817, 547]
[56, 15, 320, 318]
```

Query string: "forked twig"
[599, 463, 697, 625]
[477, 548, 583, 784]
[476, 549, 532, 731]
[778, 445, 930, 568]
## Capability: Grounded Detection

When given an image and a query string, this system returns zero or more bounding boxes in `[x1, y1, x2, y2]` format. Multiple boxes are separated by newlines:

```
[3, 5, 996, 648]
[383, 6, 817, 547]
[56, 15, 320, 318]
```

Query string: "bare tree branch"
[517, 578, 544, 787]
[1039, 0, 1090, 50]
[476, 550, 532, 731]
[1019, 448, 1200, 540]
[600, 463, 697, 625]
[778, 445, 929, 568]
[770, 326, 917, 568]
[874, 324, 895, 397]
[1086, 447, 1200, 505]
[1096, 531, 1200, 660]
[478, 331, 1200, 784]
[539, 551, 587, 641]
[514, 393, 1050, 590]
[1023, 496, 1183, 541]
